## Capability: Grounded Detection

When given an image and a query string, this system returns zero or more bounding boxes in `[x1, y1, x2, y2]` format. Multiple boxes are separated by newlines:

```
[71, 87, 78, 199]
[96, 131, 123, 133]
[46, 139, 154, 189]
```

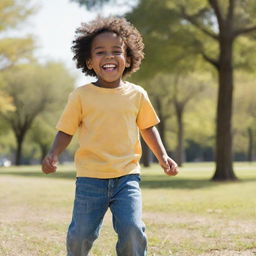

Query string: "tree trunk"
[212, 36, 237, 181]
[15, 133, 25, 166]
[158, 117, 166, 148]
[175, 102, 185, 167]
[247, 127, 253, 162]
[155, 96, 166, 147]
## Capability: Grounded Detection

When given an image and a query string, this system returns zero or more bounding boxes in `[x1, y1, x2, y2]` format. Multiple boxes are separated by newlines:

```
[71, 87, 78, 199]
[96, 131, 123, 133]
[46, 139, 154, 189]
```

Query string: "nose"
[105, 52, 114, 58]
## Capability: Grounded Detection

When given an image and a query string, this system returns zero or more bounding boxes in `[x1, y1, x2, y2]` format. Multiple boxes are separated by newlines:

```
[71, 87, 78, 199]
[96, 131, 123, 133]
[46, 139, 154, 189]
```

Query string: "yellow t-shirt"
[56, 82, 160, 178]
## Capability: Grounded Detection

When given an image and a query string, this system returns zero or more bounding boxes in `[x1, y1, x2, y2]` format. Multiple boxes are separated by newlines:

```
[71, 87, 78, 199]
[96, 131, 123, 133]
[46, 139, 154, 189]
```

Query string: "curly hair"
[71, 16, 144, 77]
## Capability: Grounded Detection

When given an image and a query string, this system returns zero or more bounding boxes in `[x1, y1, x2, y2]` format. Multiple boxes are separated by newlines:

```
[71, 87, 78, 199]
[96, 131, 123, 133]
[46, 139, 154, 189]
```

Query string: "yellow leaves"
[0, 0, 35, 70]
[0, 37, 34, 67]
[0, 90, 15, 113]
[0, 0, 35, 31]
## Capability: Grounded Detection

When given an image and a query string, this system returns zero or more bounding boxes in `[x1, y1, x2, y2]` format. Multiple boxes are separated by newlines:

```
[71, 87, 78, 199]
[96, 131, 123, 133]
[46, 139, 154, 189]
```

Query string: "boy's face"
[86, 32, 130, 87]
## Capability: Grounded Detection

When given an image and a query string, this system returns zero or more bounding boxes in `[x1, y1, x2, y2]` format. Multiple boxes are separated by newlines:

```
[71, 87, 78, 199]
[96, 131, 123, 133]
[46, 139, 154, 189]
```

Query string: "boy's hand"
[159, 156, 178, 176]
[42, 153, 58, 174]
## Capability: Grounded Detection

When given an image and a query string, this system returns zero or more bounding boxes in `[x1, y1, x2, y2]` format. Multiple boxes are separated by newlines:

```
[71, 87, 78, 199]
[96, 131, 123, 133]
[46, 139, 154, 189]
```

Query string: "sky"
[20, 0, 133, 86]
[25, 0, 95, 86]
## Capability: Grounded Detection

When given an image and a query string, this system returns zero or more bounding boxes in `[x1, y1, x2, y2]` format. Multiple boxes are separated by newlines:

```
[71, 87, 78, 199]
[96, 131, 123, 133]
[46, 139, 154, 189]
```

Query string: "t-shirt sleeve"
[136, 89, 160, 129]
[56, 89, 83, 135]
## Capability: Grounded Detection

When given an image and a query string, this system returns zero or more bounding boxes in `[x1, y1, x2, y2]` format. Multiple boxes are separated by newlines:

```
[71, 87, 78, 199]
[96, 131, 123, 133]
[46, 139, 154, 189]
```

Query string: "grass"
[0, 162, 256, 256]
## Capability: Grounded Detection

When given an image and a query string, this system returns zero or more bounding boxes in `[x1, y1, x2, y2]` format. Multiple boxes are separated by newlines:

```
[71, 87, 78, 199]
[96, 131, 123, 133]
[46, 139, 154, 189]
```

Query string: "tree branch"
[233, 25, 256, 38]
[208, 0, 224, 31]
[201, 51, 219, 70]
[179, 5, 219, 41]
[227, 0, 235, 22]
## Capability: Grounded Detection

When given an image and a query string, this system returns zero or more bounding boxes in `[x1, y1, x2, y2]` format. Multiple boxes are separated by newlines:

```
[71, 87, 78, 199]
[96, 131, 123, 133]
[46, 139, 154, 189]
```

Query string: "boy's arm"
[41, 131, 73, 174]
[140, 126, 178, 176]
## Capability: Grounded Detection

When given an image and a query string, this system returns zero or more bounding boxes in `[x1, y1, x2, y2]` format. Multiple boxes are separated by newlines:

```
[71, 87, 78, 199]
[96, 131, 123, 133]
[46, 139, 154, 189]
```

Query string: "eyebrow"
[93, 45, 122, 51]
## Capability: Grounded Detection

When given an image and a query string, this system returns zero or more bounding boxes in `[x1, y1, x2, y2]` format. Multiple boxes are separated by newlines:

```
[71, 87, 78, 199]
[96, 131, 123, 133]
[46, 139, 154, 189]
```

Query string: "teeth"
[103, 64, 116, 68]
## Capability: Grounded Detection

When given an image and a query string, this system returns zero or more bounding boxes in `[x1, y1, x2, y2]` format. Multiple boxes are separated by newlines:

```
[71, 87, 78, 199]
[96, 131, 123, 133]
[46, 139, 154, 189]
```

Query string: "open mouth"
[102, 64, 117, 71]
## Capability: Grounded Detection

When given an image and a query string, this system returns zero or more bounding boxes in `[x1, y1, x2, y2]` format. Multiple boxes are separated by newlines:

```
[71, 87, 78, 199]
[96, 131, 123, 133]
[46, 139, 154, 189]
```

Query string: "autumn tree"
[0, 0, 35, 113]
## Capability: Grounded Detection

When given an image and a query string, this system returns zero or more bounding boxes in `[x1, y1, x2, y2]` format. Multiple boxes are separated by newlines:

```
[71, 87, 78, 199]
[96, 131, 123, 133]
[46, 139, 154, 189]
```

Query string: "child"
[42, 16, 178, 256]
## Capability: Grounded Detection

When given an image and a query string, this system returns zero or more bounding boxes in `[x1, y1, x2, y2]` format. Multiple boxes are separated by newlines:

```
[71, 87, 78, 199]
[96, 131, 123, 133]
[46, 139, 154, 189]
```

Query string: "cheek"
[120, 55, 128, 64]
[88, 57, 100, 69]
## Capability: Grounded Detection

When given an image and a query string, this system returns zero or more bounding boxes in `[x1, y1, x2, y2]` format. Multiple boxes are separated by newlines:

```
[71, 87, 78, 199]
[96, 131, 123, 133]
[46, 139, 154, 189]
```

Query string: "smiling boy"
[42, 17, 178, 256]
[87, 32, 129, 87]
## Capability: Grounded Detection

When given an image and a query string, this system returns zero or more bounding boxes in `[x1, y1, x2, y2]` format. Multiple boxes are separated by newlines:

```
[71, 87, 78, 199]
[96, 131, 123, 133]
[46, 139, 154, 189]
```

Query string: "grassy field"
[0, 162, 256, 256]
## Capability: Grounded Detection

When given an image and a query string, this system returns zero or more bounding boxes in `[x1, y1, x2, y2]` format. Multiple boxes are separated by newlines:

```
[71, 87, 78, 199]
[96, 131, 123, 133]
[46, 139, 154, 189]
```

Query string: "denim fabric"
[67, 174, 147, 256]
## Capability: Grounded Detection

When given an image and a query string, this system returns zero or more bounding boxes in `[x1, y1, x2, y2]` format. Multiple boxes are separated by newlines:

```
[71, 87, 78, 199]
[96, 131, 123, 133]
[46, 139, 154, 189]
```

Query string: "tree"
[0, 0, 34, 71]
[0, 91, 15, 113]
[0, 0, 35, 114]
[1, 62, 74, 165]
[174, 0, 256, 180]
[128, 0, 256, 180]
[29, 118, 56, 162]
[142, 72, 211, 166]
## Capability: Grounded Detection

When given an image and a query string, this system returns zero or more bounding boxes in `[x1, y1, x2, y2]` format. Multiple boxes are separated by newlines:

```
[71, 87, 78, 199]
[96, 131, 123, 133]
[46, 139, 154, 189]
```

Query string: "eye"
[113, 51, 122, 55]
[96, 51, 105, 55]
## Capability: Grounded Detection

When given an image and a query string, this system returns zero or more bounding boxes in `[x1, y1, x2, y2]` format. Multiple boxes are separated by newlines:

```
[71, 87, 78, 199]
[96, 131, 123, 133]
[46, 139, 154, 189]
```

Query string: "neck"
[94, 79, 124, 88]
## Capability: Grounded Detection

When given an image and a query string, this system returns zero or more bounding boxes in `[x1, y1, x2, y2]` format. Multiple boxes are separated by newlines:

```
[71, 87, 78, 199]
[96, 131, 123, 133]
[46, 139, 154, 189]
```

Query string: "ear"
[86, 59, 92, 69]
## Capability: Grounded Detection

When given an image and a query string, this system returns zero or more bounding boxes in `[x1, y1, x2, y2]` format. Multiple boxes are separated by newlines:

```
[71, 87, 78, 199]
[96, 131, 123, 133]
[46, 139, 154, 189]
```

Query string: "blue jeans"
[67, 174, 147, 256]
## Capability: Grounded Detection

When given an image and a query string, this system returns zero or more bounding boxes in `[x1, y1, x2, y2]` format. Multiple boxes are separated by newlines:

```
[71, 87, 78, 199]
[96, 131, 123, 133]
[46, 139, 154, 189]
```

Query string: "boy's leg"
[110, 174, 147, 256]
[67, 177, 108, 256]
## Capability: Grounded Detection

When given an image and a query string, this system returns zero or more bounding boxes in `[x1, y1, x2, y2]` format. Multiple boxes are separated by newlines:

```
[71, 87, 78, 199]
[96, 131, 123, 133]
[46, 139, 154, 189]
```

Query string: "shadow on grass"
[141, 175, 215, 189]
[141, 175, 256, 189]
[1, 169, 255, 189]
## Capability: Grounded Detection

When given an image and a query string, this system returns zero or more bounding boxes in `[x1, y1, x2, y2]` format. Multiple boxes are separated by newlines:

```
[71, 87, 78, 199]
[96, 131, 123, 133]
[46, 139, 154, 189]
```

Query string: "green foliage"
[133, 72, 215, 156]
[2, 61, 74, 117]
[233, 72, 256, 153]
[234, 36, 256, 71]
[29, 118, 56, 160]
[0, 62, 75, 163]
[126, 0, 215, 82]
[127, 0, 256, 81]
